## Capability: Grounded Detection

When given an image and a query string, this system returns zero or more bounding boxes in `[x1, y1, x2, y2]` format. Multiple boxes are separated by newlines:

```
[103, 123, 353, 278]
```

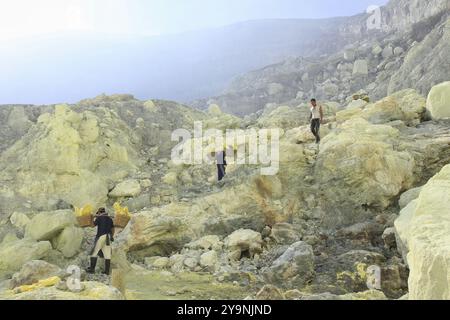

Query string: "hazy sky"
[0, 0, 389, 40]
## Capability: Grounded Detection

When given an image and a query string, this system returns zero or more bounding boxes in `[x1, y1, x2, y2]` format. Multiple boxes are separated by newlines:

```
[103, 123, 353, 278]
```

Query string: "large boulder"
[395, 164, 450, 299]
[426, 81, 450, 120]
[263, 241, 314, 288]
[25, 210, 76, 241]
[314, 118, 415, 225]
[52, 226, 84, 258]
[337, 89, 426, 125]
[115, 206, 189, 253]
[0, 236, 52, 277]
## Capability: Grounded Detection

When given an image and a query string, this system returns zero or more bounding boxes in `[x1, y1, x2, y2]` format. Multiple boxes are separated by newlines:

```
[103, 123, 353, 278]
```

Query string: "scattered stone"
[284, 289, 303, 300]
[184, 257, 198, 269]
[394, 47, 404, 56]
[255, 285, 285, 300]
[264, 241, 314, 288]
[152, 257, 170, 269]
[185, 235, 223, 251]
[382, 46, 394, 59]
[382, 227, 397, 249]
[200, 251, 218, 268]
[224, 229, 263, 259]
[9, 212, 30, 232]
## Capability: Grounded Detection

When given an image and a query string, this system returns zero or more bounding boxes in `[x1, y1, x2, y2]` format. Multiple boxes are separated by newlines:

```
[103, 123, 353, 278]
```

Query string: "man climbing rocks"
[87, 208, 115, 275]
[309, 98, 323, 144]
[216, 149, 227, 182]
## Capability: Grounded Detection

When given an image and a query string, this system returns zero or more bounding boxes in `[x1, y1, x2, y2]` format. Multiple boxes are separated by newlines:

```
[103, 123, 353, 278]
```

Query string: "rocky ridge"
[0, 79, 449, 299]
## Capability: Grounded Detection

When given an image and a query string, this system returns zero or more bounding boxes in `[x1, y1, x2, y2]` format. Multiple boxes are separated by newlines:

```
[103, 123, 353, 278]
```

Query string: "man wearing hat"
[86, 208, 115, 275]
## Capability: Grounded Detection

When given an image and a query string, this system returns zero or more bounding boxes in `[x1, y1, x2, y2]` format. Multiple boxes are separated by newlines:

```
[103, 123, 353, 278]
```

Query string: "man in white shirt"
[309, 98, 323, 144]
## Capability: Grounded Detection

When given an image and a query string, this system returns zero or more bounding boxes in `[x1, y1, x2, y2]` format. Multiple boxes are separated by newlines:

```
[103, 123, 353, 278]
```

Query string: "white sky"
[0, 0, 389, 40]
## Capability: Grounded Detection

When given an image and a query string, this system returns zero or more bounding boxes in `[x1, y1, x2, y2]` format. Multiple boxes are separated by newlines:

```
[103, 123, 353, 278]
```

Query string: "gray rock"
[353, 60, 368, 76]
[200, 251, 218, 268]
[382, 227, 397, 249]
[255, 285, 285, 300]
[382, 46, 394, 59]
[270, 223, 301, 245]
[264, 241, 314, 288]
[10, 260, 62, 289]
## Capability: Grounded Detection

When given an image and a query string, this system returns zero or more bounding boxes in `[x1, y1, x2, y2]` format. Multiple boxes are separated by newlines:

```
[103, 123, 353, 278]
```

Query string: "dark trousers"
[311, 119, 321, 143]
[217, 164, 226, 181]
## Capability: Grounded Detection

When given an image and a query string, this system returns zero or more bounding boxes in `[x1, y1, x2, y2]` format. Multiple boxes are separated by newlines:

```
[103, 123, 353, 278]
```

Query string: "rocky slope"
[0, 79, 449, 299]
[192, 0, 450, 116]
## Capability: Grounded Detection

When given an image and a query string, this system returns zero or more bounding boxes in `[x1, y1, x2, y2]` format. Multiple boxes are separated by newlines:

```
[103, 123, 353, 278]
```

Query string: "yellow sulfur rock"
[74, 204, 94, 217]
[13, 276, 61, 294]
[114, 202, 131, 218]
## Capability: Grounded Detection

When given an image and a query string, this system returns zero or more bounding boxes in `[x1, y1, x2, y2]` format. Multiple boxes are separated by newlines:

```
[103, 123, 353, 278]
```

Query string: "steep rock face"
[388, 19, 450, 96]
[193, 1, 449, 117]
[340, 0, 450, 35]
[395, 164, 450, 300]
[0, 96, 210, 213]
[0, 104, 139, 208]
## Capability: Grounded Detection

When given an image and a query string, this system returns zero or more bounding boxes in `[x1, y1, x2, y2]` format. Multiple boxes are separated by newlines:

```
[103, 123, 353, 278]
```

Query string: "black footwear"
[87, 257, 97, 274]
[104, 259, 111, 275]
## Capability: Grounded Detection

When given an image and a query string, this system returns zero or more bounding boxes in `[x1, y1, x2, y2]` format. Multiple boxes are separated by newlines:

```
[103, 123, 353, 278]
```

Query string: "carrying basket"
[77, 214, 93, 228]
[114, 214, 130, 228]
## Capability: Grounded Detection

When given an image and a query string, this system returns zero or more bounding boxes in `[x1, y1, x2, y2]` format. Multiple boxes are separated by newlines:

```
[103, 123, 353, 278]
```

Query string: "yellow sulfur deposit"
[74, 204, 94, 217]
[113, 202, 131, 218]
[13, 276, 61, 294]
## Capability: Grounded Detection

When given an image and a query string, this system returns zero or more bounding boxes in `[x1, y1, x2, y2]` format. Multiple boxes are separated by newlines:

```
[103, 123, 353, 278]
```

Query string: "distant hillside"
[0, 18, 351, 105]
[192, 0, 450, 116]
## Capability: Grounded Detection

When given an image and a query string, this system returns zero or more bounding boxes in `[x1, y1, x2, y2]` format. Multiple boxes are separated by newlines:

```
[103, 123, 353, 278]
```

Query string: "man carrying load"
[86, 208, 115, 275]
